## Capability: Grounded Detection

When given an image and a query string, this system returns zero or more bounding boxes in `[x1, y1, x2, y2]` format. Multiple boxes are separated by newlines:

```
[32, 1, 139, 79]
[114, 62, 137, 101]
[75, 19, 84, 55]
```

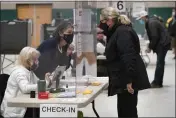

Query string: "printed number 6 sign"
[116, 1, 126, 12]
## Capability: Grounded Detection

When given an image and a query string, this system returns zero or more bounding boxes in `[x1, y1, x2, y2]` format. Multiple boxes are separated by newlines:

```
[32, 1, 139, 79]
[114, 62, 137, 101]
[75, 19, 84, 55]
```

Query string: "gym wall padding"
[0, 10, 17, 21]
[52, 9, 73, 19]
[148, 8, 173, 24]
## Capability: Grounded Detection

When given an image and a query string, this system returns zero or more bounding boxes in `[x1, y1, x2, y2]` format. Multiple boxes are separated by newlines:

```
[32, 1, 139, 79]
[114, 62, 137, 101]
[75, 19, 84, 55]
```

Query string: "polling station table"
[7, 77, 109, 118]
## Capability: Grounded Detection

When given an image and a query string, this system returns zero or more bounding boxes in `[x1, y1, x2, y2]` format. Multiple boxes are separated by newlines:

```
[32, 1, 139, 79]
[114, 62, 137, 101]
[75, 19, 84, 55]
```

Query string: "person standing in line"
[100, 7, 151, 118]
[168, 8, 176, 59]
[137, 11, 171, 88]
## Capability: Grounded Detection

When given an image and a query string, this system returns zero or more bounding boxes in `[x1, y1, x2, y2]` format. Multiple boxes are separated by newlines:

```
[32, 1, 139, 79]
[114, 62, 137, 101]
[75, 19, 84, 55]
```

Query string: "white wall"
[146, 1, 175, 8]
[1, 2, 16, 9]
[111, 1, 175, 9]
[52, 2, 75, 9]
[97, 2, 109, 8]
[52, 2, 107, 9]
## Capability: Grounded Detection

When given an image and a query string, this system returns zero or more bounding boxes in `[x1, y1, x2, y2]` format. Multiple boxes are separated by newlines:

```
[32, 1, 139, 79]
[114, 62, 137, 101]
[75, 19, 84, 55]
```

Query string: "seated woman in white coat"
[1, 46, 51, 118]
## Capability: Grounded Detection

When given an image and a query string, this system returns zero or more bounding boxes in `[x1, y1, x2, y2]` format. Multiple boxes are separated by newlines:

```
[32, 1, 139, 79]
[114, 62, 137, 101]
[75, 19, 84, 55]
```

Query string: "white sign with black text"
[40, 104, 77, 117]
[112, 1, 126, 12]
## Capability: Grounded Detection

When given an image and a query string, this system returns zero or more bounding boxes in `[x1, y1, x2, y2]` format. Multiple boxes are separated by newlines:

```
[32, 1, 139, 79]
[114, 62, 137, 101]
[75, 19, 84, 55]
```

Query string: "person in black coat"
[100, 7, 150, 118]
[169, 8, 176, 59]
[137, 11, 171, 88]
[34, 20, 74, 79]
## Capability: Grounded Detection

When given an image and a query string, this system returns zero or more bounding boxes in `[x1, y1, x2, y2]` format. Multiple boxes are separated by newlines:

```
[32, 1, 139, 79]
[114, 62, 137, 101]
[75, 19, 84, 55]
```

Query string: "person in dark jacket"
[100, 7, 150, 118]
[137, 11, 171, 88]
[34, 20, 74, 79]
[168, 8, 176, 59]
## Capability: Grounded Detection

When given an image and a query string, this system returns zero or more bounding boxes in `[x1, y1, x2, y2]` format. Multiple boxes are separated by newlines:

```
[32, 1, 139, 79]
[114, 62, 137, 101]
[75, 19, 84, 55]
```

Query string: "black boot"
[151, 81, 163, 88]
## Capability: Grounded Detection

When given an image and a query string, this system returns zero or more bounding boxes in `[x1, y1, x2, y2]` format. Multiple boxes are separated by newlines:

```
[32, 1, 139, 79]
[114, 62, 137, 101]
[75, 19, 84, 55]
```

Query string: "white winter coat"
[1, 65, 48, 118]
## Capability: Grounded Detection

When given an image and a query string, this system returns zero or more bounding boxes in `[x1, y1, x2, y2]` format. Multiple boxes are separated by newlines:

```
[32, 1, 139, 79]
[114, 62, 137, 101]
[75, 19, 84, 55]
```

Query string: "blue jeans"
[153, 47, 168, 85]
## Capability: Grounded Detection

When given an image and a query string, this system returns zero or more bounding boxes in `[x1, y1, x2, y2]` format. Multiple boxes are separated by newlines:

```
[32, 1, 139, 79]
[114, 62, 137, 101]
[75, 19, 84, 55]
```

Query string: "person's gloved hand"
[67, 44, 74, 56]
[45, 72, 51, 87]
[97, 43, 105, 54]
[96, 27, 103, 33]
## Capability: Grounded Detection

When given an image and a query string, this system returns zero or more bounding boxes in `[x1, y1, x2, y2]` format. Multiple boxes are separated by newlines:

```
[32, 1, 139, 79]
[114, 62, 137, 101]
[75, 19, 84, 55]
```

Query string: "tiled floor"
[1, 51, 175, 117]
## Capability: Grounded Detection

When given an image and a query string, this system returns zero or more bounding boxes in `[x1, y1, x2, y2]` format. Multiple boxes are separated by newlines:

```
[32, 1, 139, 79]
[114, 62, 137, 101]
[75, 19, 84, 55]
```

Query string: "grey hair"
[53, 20, 73, 39]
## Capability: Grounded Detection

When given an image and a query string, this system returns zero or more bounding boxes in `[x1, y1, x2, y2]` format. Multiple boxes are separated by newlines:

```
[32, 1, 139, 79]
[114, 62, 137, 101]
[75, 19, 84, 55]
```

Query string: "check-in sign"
[40, 104, 77, 117]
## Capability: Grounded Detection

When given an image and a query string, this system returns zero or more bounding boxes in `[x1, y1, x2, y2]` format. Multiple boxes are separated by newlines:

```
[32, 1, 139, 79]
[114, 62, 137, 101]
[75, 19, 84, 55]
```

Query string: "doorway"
[17, 4, 52, 47]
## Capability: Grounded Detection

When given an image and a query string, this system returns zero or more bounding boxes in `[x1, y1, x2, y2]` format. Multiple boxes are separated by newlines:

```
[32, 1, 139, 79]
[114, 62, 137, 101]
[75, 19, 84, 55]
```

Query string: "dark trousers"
[153, 47, 168, 85]
[24, 108, 40, 118]
[117, 91, 138, 118]
[97, 59, 108, 77]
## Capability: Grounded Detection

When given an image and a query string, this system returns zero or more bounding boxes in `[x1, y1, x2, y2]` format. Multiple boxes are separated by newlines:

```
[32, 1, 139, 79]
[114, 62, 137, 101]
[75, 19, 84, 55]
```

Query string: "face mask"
[139, 19, 145, 25]
[100, 22, 109, 32]
[63, 34, 74, 44]
[172, 12, 175, 17]
[108, 22, 118, 31]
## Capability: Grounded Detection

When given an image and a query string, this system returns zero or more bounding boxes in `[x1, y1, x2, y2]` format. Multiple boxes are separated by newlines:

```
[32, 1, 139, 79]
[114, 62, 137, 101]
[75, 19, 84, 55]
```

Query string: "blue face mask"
[139, 19, 145, 25]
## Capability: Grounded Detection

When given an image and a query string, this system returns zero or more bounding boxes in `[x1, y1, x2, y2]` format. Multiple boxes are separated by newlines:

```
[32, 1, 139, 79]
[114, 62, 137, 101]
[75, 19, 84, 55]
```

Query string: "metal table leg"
[1, 54, 5, 73]
[91, 100, 100, 118]
[32, 108, 36, 118]
[1, 54, 17, 73]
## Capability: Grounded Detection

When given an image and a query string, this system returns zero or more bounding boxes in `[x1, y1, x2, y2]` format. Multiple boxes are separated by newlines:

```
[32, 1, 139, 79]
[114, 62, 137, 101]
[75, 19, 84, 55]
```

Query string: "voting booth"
[0, 20, 32, 73]
[0, 20, 32, 54]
